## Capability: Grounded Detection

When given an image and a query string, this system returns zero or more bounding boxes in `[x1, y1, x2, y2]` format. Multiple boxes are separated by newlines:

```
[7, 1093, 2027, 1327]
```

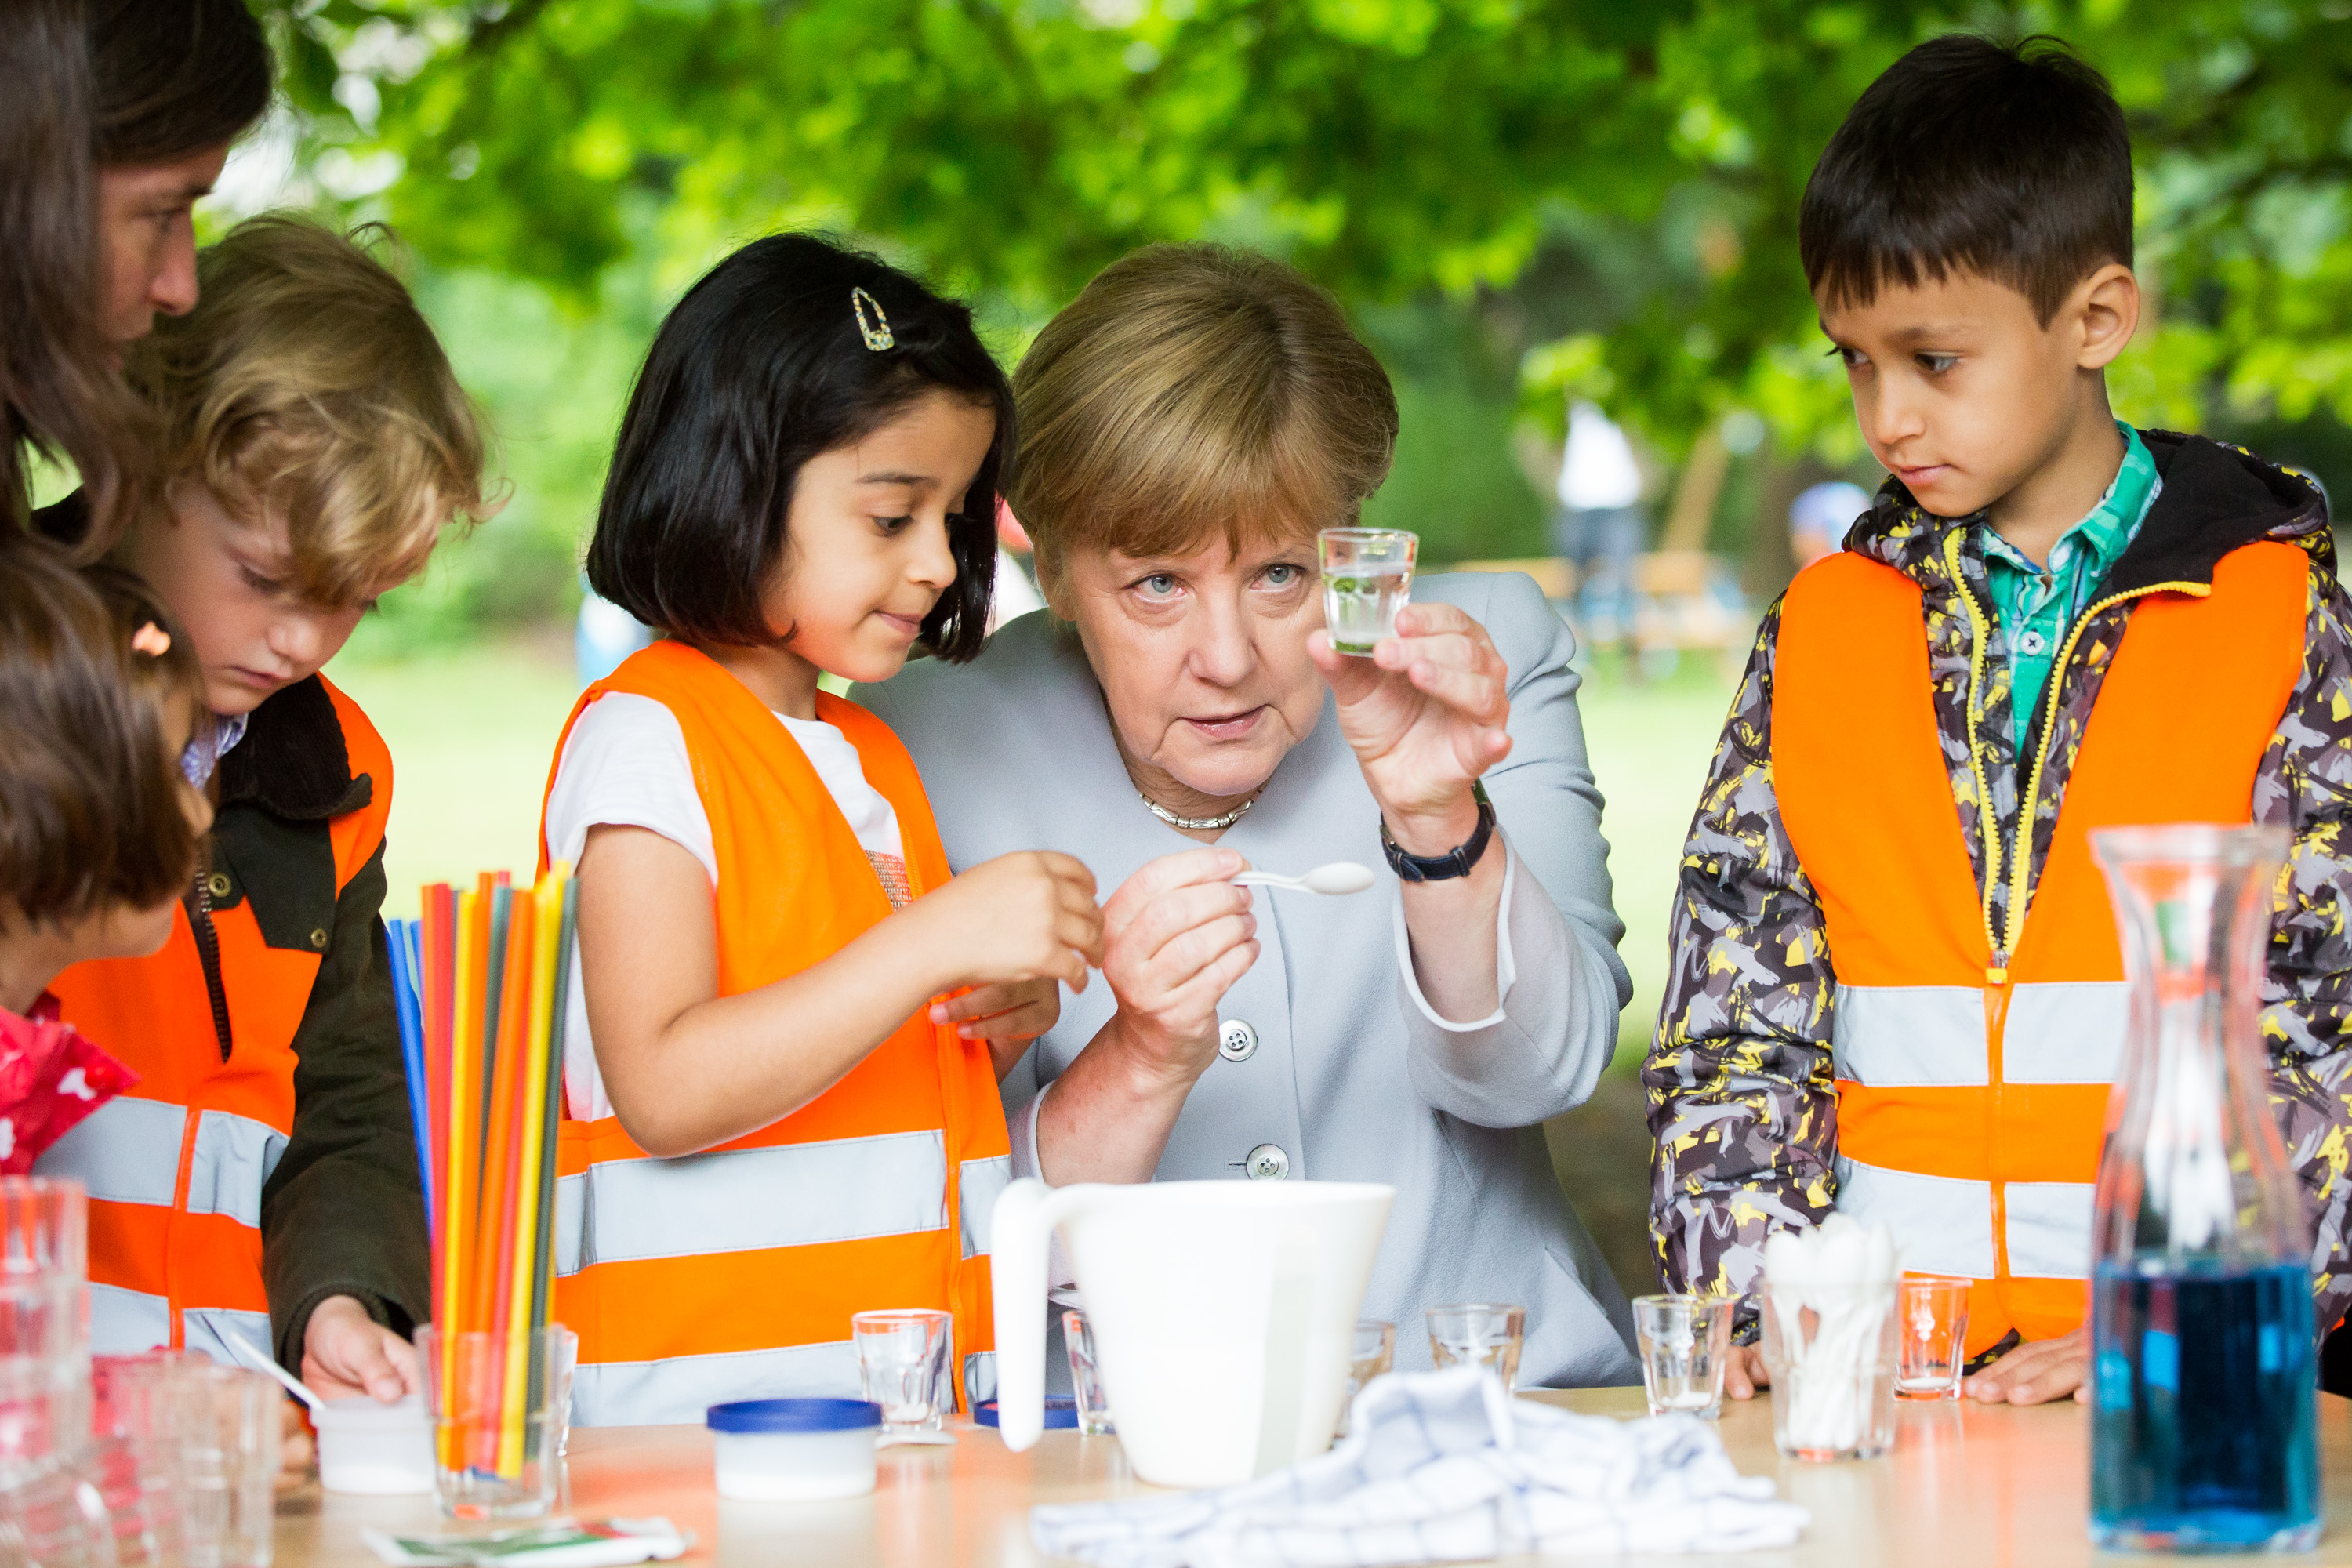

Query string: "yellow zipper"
[1940, 524, 2210, 978]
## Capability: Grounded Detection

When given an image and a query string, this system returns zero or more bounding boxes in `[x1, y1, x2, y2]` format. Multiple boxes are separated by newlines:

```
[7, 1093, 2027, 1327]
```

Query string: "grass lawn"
[328, 626, 1742, 1297]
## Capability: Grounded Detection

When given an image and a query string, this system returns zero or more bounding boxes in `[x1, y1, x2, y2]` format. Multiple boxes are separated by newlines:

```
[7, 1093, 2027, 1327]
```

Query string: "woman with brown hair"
[862, 245, 1642, 1388]
[0, 0, 271, 547]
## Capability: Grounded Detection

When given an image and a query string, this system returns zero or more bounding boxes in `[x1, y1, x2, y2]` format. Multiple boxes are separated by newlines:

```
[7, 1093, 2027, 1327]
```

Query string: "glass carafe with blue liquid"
[2089, 824, 2318, 1553]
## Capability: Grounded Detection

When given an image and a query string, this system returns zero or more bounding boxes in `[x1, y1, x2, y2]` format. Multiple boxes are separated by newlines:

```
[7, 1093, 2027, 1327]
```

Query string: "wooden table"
[274, 1388, 2352, 1566]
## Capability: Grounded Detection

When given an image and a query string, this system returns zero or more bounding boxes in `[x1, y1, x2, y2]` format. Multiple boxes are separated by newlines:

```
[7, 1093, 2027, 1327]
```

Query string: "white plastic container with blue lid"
[706, 1399, 881, 1501]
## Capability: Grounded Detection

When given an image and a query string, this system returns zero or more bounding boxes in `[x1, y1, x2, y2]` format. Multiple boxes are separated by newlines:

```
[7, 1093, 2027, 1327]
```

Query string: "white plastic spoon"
[1232, 862, 1377, 895]
[222, 1327, 326, 1414]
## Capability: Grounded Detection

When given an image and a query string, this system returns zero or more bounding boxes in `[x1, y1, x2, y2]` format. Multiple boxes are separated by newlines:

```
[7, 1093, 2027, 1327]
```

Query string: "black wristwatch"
[1380, 782, 1497, 883]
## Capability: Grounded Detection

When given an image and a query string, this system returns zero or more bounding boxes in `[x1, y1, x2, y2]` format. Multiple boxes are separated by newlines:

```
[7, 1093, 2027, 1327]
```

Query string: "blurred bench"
[1444, 552, 1749, 675]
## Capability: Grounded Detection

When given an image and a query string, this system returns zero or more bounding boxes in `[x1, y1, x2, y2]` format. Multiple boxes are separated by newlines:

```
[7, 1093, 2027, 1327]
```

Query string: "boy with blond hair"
[35, 215, 488, 1405]
[1647, 35, 2352, 1406]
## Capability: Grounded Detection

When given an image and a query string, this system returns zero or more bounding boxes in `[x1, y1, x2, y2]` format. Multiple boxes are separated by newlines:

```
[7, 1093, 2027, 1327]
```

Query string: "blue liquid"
[2091, 1259, 2321, 1553]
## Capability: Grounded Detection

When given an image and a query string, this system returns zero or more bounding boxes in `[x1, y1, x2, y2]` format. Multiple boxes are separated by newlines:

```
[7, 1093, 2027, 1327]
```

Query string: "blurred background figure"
[1788, 480, 1873, 569]
[989, 496, 1046, 631]
[1553, 400, 1646, 654]
[575, 574, 654, 685]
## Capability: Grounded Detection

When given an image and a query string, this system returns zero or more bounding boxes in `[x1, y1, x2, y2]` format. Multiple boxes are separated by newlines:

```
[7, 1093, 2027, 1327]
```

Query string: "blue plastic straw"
[387, 917, 437, 1237]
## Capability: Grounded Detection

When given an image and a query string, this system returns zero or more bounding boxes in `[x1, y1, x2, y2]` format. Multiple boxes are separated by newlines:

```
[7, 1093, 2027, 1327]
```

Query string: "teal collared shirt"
[1978, 423, 2161, 750]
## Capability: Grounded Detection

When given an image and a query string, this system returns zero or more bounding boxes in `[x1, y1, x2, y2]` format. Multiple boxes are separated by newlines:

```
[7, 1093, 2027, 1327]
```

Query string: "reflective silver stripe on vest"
[572, 1339, 861, 1427]
[2002, 982, 2129, 1086]
[2005, 1182, 2096, 1279]
[1832, 985, 1985, 1085]
[34, 1098, 186, 1207]
[90, 1282, 172, 1356]
[1834, 1155, 2093, 1280]
[963, 1348, 997, 1408]
[1833, 982, 2128, 1090]
[182, 1307, 277, 1369]
[184, 1111, 287, 1229]
[556, 1128, 949, 1276]
[959, 1154, 1011, 1260]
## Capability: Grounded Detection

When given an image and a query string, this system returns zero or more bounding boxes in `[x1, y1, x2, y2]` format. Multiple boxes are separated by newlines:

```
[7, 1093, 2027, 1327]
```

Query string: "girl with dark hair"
[542, 233, 1104, 1425]
[1, 0, 270, 547]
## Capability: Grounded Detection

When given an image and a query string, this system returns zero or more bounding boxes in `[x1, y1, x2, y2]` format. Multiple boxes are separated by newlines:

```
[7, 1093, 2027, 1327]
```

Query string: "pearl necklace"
[1138, 791, 1257, 832]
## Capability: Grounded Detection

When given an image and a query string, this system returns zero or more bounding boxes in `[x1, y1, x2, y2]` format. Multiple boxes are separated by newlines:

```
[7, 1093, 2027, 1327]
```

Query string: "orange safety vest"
[36, 677, 394, 1365]
[1775, 539, 2306, 1356]
[542, 641, 1009, 1426]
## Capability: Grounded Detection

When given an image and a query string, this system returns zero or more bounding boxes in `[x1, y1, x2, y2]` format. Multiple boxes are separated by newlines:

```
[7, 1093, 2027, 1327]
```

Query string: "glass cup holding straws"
[387, 865, 584, 1520]
[419, 1324, 575, 1519]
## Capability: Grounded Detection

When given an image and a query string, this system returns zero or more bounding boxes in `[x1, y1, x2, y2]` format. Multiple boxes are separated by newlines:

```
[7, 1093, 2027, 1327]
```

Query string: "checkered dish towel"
[1029, 1366, 1808, 1567]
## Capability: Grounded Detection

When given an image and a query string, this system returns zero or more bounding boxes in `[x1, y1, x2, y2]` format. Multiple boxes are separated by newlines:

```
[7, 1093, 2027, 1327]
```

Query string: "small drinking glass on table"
[852, 1309, 953, 1442]
[1896, 1274, 1971, 1399]
[1632, 1294, 1733, 1419]
[1062, 1309, 1114, 1436]
[1336, 1319, 1395, 1439]
[1319, 528, 1417, 654]
[1426, 1303, 1525, 1393]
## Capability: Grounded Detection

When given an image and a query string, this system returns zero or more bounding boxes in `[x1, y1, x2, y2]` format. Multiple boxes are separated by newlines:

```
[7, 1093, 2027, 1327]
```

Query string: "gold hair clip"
[851, 286, 895, 351]
[130, 622, 171, 657]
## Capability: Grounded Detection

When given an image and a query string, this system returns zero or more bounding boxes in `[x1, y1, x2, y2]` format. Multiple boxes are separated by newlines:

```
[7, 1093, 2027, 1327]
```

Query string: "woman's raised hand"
[1099, 848, 1258, 1082]
[917, 850, 1105, 993]
[1308, 601, 1512, 848]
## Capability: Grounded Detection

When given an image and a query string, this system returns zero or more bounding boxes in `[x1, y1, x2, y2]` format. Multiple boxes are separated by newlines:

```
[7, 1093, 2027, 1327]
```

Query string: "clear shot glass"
[851, 1308, 953, 1439]
[1336, 1319, 1396, 1439]
[1631, 1294, 1734, 1419]
[1061, 1308, 1114, 1436]
[1896, 1274, 1972, 1400]
[1319, 528, 1418, 654]
[1425, 1303, 1525, 1393]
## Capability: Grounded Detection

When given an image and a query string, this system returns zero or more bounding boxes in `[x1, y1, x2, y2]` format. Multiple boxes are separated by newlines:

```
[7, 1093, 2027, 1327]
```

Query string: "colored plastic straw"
[387, 920, 435, 1234]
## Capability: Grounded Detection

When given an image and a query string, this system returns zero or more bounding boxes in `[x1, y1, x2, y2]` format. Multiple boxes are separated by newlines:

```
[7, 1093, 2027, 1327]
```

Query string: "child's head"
[118, 215, 488, 715]
[0, 532, 212, 983]
[586, 233, 1012, 681]
[1800, 34, 2139, 519]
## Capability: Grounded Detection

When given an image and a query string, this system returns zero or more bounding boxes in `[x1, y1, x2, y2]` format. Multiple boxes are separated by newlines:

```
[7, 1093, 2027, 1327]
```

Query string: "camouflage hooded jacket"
[1645, 431, 2352, 1334]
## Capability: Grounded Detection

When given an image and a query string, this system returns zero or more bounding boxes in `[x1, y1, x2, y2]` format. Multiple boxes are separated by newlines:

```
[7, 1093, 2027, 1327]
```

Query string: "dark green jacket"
[212, 675, 433, 1370]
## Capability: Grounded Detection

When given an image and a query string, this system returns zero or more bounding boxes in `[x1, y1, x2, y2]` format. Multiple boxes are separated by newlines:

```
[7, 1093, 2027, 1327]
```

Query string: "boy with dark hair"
[1646, 33, 2352, 1406]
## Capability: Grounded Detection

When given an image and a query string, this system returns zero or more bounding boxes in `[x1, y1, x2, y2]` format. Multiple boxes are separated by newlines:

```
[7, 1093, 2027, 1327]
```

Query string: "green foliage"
[248, 0, 2352, 625]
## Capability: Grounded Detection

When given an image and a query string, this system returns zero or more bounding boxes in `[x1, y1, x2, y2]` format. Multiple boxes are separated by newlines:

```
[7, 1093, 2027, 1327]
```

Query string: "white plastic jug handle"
[990, 1177, 1091, 1454]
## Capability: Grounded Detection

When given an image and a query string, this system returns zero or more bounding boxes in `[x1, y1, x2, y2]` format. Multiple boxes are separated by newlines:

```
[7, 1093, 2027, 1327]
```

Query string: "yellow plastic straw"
[497, 864, 567, 1475]
[437, 888, 481, 1470]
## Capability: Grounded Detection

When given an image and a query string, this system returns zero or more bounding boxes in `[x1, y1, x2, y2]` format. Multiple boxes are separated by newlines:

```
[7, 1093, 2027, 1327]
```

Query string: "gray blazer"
[857, 570, 1640, 1387]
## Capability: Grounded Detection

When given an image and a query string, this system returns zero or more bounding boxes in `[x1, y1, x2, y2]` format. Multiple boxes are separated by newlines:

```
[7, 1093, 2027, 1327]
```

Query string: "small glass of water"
[1061, 1309, 1114, 1436]
[1319, 528, 1417, 654]
[851, 1309, 952, 1439]
[1336, 1319, 1395, 1439]
[1896, 1275, 1971, 1400]
[1632, 1294, 1733, 1419]
[1425, 1302, 1524, 1392]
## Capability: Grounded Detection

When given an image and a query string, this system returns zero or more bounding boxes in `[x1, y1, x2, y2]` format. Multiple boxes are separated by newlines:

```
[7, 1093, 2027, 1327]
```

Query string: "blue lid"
[974, 1398, 1077, 1429]
[707, 1398, 881, 1434]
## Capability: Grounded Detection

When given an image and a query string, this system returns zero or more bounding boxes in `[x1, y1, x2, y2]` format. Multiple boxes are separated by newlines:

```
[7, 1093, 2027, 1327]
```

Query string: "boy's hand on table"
[933, 978, 1061, 1082]
[1965, 1324, 2090, 1405]
[1725, 1343, 1771, 1399]
[278, 1400, 315, 1489]
[302, 1293, 418, 1403]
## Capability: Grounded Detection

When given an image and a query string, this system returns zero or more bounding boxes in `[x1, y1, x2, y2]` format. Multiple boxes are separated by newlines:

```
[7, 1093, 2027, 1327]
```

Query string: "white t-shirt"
[1556, 401, 1643, 511]
[543, 691, 906, 1122]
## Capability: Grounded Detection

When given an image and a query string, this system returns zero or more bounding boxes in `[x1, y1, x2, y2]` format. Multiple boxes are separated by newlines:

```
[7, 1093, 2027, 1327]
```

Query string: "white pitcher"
[991, 1178, 1393, 1488]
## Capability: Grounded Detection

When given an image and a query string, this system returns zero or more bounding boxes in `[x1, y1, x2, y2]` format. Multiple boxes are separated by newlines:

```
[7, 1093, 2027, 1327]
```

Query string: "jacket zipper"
[1938, 531, 2210, 975]
[184, 877, 234, 1062]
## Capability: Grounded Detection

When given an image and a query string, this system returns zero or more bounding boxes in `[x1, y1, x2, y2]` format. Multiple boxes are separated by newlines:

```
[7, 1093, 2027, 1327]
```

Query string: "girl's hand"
[1098, 848, 1258, 1087]
[918, 851, 1104, 993]
[931, 978, 1062, 1081]
[1308, 602, 1511, 854]
[301, 1294, 416, 1403]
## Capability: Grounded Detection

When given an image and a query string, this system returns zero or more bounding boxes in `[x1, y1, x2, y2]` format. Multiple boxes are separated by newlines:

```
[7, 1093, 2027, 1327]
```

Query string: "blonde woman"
[861, 245, 1639, 1388]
